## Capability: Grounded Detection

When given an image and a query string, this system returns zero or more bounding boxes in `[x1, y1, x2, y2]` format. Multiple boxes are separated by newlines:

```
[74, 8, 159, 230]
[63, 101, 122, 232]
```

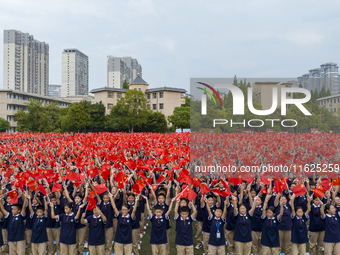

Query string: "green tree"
[61, 102, 90, 132]
[0, 117, 10, 132]
[88, 101, 106, 132]
[140, 111, 168, 133]
[123, 79, 129, 89]
[168, 106, 190, 131]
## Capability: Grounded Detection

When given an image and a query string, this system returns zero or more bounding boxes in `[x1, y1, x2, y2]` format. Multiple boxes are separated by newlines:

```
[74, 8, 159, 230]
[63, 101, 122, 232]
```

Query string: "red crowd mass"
[0, 132, 340, 255]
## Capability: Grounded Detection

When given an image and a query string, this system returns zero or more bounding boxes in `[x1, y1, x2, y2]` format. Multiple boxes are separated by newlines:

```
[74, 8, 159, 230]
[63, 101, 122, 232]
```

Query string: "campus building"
[91, 75, 186, 118]
[48, 84, 61, 98]
[317, 94, 340, 114]
[62, 49, 89, 97]
[3, 30, 49, 96]
[0, 90, 71, 132]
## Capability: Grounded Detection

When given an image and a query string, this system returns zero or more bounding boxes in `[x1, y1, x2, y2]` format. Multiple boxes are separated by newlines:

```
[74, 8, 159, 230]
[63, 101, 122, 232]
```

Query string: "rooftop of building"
[253, 82, 280, 85]
[0, 90, 71, 103]
[131, 75, 148, 85]
[90, 86, 186, 94]
[321, 62, 338, 66]
[316, 94, 340, 101]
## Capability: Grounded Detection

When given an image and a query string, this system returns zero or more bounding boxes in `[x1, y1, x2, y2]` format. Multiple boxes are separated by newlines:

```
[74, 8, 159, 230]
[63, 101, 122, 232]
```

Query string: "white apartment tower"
[3, 30, 49, 96]
[107, 56, 142, 88]
[62, 49, 88, 97]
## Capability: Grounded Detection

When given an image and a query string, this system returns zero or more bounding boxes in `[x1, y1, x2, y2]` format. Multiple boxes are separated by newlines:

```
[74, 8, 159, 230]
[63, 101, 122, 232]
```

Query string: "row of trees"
[8, 89, 190, 133]
[191, 76, 339, 133]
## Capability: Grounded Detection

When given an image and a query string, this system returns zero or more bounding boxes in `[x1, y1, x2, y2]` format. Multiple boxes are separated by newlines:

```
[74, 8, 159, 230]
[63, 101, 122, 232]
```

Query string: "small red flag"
[8, 190, 18, 204]
[132, 183, 141, 194]
[52, 183, 62, 193]
[260, 178, 271, 186]
[39, 184, 47, 197]
[93, 184, 108, 195]
[291, 183, 307, 196]
[86, 197, 97, 211]
[192, 177, 201, 187]
[157, 175, 166, 183]
[66, 171, 78, 181]
[333, 178, 340, 186]
[320, 178, 332, 191]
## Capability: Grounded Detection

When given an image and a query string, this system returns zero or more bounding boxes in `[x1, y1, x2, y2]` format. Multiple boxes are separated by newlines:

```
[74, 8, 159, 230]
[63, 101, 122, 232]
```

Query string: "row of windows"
[147, 92, 163, 99]
[320, 97, 340, 105]
[153, 103, 164, 110]
[6, 93, 69, 106]
[108, 92, 122, 99]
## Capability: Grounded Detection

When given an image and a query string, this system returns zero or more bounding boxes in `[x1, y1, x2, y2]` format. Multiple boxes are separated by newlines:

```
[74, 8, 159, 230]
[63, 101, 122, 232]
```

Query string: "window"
[117, 93, 122, 99]
[147, 94, 150, 99]
[159, 103, 164, 110]
[108, 92, 114, 98]
[107, 103, 113, 110]
[153, 93, 157, 99]
[138, 88, 141, 91]
[159, 92, 164, 98]
[152, 104, 157, 110]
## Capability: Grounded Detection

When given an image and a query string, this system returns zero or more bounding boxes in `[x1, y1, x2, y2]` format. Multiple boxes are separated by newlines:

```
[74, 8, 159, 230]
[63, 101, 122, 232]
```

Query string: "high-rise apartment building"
[3, 30, 49, 96]
[61, 49, 88, 97]
[107, 56, 142, 88]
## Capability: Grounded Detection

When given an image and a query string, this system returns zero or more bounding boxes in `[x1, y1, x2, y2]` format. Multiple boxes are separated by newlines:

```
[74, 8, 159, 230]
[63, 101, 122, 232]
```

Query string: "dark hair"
[158, 194, 165, 199]
[102, 192, 109, 197]
[95, 204, 101, 210]
[127, 193, 135, 198]
[179, 197, 187, 203]
[12, 203, 22, 211]
[238, 203, 247, 210]
[121, 203, 130, 211]
[50, 194, 57, 199]
[325, 203, 334, 214]
[206, 194, 214, 200]
[313, 194, 318, 200]
[230, 188, 237, 194]
[267, 206, 276, 214]
[215, 206, 223, 212]
[64, 202, 73, 210]
[36, 205, 45, 211]
[154, 205, 164, 211]
[180, 206, 190, 214]
[74, 193, 83, 199]
[295, 206, 303, 212]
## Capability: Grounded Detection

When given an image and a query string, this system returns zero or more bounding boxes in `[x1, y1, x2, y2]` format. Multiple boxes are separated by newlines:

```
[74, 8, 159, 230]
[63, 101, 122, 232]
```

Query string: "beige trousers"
[324, 242, 340, 255]
[176, 245, 194, 255]
[132, 228, 139, 255]
[25, 229, 32, 255]
[32, 242, 47, 255]
[60, 243, 77, 255]
[46, 227, 60, 255]
[104, 227, 113, 255]
[279, 230, 291, 255]
[207, 244, 225, 255]
[309, 231, 325, 255]
[9, 241, 26, 255]
[251, 231, 262, 255]
[225, 230, 235, 254]
[151, 244, 166, 255]
[113, 218, 118, 240]
[195, 221, 203, 245]
[115, 242, 132, 255]
[89, 244, 105, 255]
[235, 241, 252, 255]
[262, 245, 280, 255]
[291, 243, 306, 255]
[202, 232, 210, 254]
[166, 228, 170, 255]
[2, 229, 8, 255]
[76, 226, 87, 255]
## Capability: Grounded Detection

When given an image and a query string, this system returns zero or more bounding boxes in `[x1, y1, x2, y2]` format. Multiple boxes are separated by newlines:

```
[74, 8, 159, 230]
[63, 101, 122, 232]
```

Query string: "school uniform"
[5, 212, 26, 255]
[112, 191, 123, 240]
[99, 201, 114, 255]
[276, 203, 292, 255]
[322, 212, 340, 255]
[250, 205, 264, 255]
[175, 215, 195, 255]
[25, 203, 38, 255]
[73, 202, 87, 255]
[294, 195, 308, 212]
[114, 212, 134, 255]
[155, 201, 170, 255]
[84, 214, 106, 255]
[57, 212, 78, 255]
[291, 214, 309, 255]
[129, 201, 141, 255]
[202, 203, 217, 254]
[149, 214, 169, 255]
[233, 212, 252, 255]
[1, 202, 12, 254]
[225, 203, 236, 254]
[308, 203, 325, 255]
[195, 195, 204, 246]
[46, 203, 61, 255]
[30, 213, 48, 255]
[207, 216, 226, 255]
[260, 215, 281, 255]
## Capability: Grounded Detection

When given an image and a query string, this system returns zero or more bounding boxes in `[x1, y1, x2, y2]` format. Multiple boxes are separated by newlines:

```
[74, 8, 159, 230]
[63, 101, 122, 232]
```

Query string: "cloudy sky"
[1, 0, 339, 93]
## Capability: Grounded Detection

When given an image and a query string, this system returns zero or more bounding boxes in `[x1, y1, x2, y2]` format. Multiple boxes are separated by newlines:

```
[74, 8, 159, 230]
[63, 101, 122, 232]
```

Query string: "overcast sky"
[1, 0, 340, 93]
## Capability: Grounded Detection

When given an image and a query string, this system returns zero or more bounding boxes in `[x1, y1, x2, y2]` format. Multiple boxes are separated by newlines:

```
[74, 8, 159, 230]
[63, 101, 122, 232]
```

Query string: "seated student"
[81, 205, 107, 255]
[0, 193, 27, 255]
[249, 195, 264, 255]
[320, 201, 340, 254]
[50, 201, 85, 255]
[308, 195, 325, 255]
[290, 194, 311, 255]
[205, 195, 228, 255]
[111, 192, 139, 255]
[28, 195, 48, 255]
[143, 195, 174, 255]
[260, 194, 284, 255]
[174, 199, 197, 255]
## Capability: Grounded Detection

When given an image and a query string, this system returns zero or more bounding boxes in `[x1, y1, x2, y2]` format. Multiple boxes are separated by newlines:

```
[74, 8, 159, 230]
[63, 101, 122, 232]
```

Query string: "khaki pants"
[140, 212, 145, 234]
[309, 231, 325, 255]
[151, 244, 166, 255]
[177, 245, 194, 255]
[291, 243, 306, 255]
[324, 242, 340, 255]
[26, 228, 32, 255]
[89, 244, 105, 255]
[235, 241, 252, 255]
[279, 230, 291, 255]
[251, 231, 262, 255]
[166, 228, 170, 255]
[60, 243, 77, 255]
[262, 245, 280, 255]
[208, 244, 225, 255]
[9, 240, 26, 255]
[115, 242, 132, 255]
[47, 227, 60, 255]
[202, 232, 210, 254]
[225, 230, 234, 254]
[76, 226, 87, 255]
[2, 229, 8, 255]
[113, 218, 118, 239]
[104, 227, 113, 255]
[32, 242, 47, 255]
[132, 228, 139, 255]
[195, 221, 203, 245]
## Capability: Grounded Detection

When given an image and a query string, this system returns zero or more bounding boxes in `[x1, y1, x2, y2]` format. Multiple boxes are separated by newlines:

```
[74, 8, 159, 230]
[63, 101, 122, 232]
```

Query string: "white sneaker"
[144, 226, 147, 229]
[84, 241, 88, 248]
[138, 244, 141, 250]
[140, 233, 143, 238]
[195, 244, 202, 249]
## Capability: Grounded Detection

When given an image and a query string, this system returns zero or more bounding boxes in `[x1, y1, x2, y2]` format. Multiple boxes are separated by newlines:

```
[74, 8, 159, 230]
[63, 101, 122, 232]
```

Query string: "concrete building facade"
[3, 30, 49, 96]
[62, 49, 88, 97]
[49, 84, 61, 98]
[317, 94, 340, 114]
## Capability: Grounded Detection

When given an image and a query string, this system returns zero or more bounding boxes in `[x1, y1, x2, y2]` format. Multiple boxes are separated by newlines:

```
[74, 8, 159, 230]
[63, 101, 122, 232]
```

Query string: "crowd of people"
[0, 132, 339, 255]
